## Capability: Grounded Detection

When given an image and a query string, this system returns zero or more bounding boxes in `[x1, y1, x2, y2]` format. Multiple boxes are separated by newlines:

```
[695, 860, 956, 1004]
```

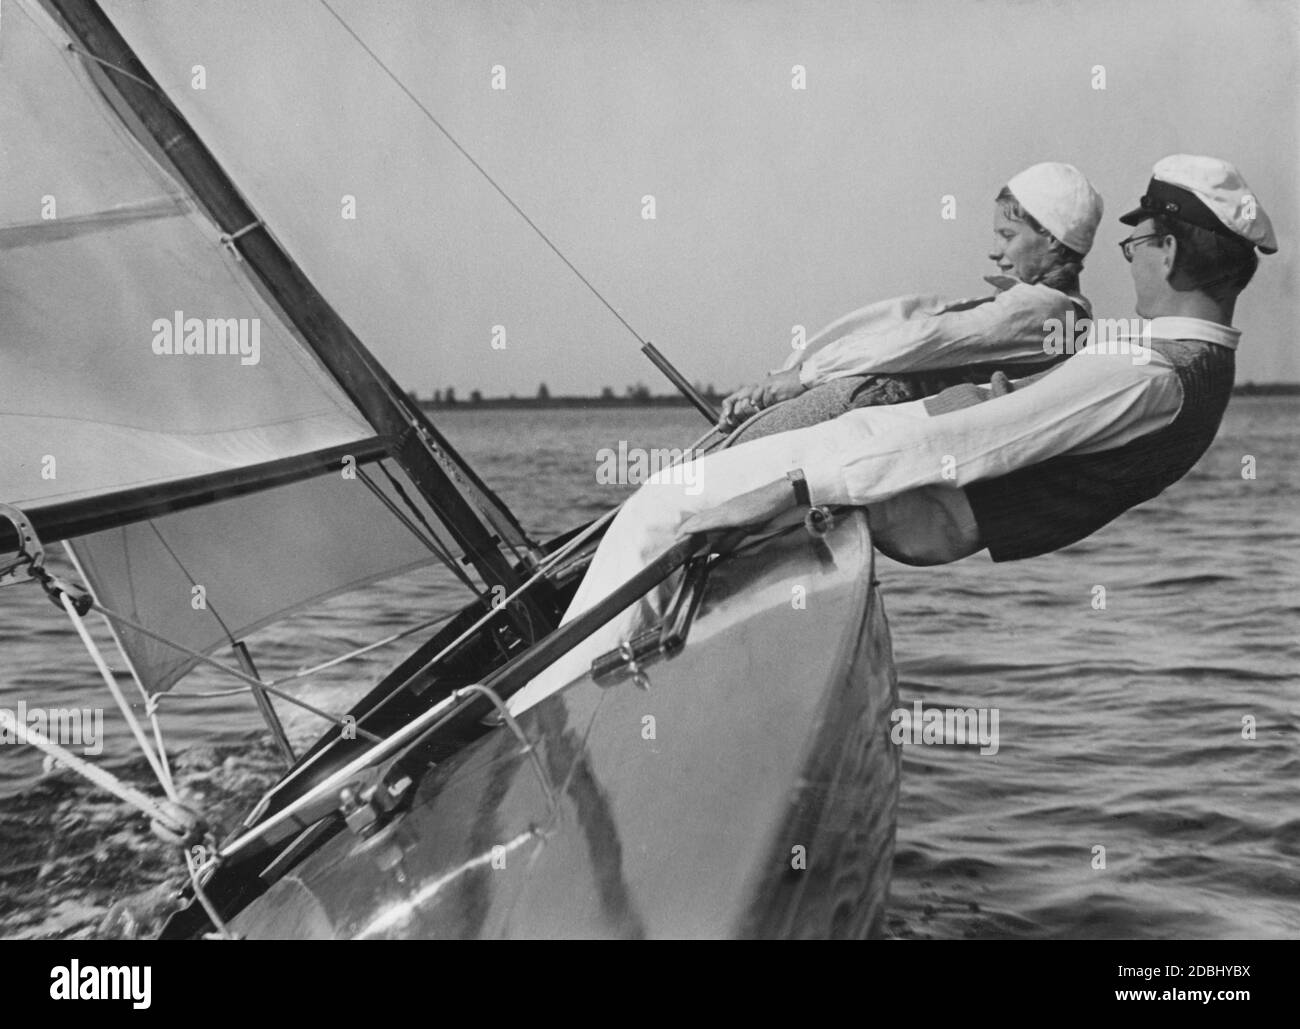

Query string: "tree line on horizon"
[413, 381, 725, 405]
[411, 380, 1298, 407]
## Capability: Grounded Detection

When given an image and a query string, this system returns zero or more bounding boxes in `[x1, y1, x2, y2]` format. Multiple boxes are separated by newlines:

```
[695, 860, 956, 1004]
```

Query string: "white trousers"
[506, 418, 981, 714]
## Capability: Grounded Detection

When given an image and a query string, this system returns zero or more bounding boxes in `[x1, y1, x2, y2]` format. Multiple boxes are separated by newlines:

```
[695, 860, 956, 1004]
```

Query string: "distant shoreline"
[1230, 382, 1300, 396]
[417, 382, 1300, 410]
[418, 395, 720, 411]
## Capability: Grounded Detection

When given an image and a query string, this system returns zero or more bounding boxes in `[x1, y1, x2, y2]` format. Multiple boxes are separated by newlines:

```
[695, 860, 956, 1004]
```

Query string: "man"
[508, 155, 1275, 714]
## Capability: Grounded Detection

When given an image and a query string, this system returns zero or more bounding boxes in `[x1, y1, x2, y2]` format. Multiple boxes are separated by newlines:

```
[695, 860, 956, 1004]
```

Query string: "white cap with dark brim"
[1119, 154, 1277, 254]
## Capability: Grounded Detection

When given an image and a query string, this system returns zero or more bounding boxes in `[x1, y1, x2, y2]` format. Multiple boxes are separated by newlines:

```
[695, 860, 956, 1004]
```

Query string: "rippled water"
[1, 399, 1297, 938]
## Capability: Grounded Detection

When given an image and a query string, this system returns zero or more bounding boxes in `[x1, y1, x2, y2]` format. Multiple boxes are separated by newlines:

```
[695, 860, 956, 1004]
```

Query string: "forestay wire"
[317, 0, 652, 350]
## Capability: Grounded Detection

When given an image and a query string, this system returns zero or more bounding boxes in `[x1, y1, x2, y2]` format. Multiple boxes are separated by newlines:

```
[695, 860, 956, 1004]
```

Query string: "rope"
[218, 220, 263, 262]
[155, 687, 254, 700]
[58, 591, 180, 803]
[151, 607, 454, 697]
[21, 546, 231, 932]
[61, 541, 179, 799]
[270, 612, 456, 686]
[0, 709, 179, 829]
[219, 219, 262, 244]
[88, 602, 383, 744]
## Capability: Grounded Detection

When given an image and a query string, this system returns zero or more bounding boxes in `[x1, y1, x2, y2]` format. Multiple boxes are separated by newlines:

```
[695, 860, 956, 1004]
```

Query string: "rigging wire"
[57, 589, 178, 802]
[383, 457, 519, 574]
[317, 0, 653, 350]
[65, 43, 158, 92]
[83, 601, 383, 744]
[355, 465, 482, 595]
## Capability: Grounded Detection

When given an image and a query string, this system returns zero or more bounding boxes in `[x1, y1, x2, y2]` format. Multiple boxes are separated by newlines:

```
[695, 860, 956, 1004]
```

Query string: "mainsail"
[0, 0, 547, 695]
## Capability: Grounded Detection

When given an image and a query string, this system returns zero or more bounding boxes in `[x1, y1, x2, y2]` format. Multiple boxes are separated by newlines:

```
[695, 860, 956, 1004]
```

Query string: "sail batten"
[0, 439, 393, 552]
[0, 195, 189, 249]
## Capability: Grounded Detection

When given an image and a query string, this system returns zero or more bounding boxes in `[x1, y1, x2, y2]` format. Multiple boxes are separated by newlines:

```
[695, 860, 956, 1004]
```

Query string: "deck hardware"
[0, 503, 43, 588]
[802, 506, 837, 567]
[623, 641, 651, 690]
[590, 552, 715, 684]
[339, 772, 413, 839]
[218, 218, 263, 261]
[804, 505, 835, 537]
[659, 556, 713, 656]
[591, 629, 660, 685]
[0, 503, 91, 612]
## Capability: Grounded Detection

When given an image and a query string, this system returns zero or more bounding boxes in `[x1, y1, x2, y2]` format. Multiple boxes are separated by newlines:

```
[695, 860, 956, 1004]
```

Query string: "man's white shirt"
[798, 316, 1239, 513]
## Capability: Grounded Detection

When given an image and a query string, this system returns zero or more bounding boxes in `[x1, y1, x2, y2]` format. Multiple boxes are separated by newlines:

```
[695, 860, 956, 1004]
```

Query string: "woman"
[720, 161, 1102, 443]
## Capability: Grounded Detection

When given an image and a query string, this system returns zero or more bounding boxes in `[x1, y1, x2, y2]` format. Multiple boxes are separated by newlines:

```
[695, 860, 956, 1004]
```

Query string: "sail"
[0, 0, 537, 693]
[69, 457, 469, 693]
[0, 1, 374, 512]
[88, 0, 539, 558]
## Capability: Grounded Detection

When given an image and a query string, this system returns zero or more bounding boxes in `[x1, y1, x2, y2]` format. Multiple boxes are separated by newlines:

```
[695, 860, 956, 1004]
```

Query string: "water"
[1, 400, 1297, 939]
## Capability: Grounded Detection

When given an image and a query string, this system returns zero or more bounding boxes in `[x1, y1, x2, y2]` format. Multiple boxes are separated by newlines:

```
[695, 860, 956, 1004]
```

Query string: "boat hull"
[229, 511, 899, 939]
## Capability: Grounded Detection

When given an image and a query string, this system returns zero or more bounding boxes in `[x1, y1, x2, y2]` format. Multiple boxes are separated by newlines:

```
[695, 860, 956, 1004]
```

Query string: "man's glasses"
[1118, 232, 1165, 262]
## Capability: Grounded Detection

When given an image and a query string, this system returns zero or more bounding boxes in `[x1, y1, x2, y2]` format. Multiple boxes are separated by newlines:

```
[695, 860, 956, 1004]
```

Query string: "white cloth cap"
[1120, 154, 1276, 254]
[1005, 162, 1104, 256]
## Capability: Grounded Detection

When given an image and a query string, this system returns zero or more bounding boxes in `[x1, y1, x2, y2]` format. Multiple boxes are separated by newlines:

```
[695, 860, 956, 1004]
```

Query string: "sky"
[110, 0, 1300, 394]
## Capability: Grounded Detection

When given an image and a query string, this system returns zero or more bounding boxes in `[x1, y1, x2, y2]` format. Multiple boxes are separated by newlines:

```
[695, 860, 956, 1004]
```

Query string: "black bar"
[0, 438, 390, 551]
[4, 943, 1283, 1004]
[641, 341, 721, 424]
[233, 642, 296, 768]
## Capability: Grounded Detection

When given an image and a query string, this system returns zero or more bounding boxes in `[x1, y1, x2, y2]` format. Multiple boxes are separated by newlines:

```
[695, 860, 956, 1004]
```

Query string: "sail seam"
[0, 195, 189, 246]
[145, 520, 238, 645]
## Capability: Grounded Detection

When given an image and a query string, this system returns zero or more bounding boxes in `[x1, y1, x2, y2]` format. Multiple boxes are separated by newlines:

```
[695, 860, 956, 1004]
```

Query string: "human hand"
[757, 366, 807, 407]
[719, 382, 765, 429]
[718, 367, 807, 430]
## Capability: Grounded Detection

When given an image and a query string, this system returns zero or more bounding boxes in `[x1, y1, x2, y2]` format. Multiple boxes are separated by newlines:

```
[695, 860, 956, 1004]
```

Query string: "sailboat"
[1, 0, 899, 939]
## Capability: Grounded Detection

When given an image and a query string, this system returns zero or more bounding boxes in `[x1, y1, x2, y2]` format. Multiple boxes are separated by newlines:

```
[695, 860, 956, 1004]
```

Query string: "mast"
[44, 0, 553, 627]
